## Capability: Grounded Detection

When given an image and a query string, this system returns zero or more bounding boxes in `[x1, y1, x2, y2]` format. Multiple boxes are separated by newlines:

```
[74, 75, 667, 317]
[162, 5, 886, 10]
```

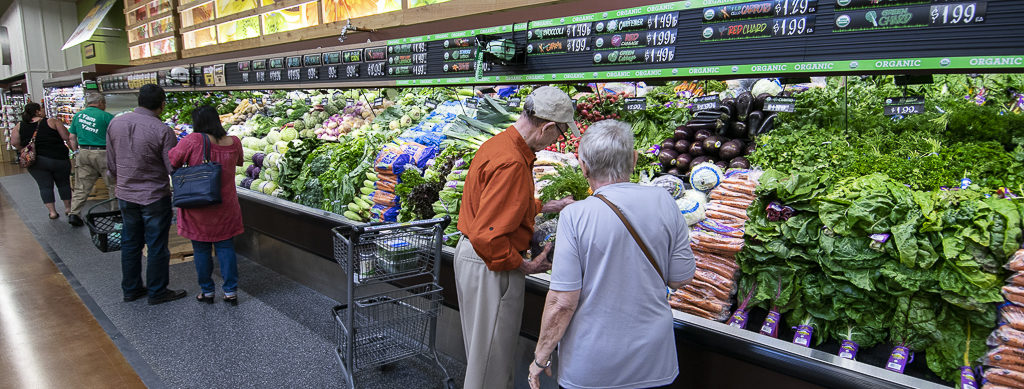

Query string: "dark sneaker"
[123, 290, 147, 302]
[148, 289, 187, 305]
[68, 214, 84, 227]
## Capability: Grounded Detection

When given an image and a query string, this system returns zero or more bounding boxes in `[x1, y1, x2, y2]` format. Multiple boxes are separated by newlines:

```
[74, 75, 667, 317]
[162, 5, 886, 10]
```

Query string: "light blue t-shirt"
[550, 183, 695, 389]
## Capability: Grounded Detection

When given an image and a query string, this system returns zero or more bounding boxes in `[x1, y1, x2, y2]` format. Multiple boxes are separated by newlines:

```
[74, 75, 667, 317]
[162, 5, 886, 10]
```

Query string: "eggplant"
[715, 160, 728, 170]
[754, 93, 772, 112]
[718, 104, 734, 120]
[747, 111, 765, 137]
[760, 114, 776, 134]
[721, 98, 736, 117]
[718, 139, 744, 161]
[702, 136, 724, 156]
[729, 156, 750, 169]
[728, 121, 747, 139]
[674, 126, 694, 141]
[658, 149, 679, 165]
[744, 142, 757, 156]
[689, 141, 705, 156]
[686, 119, 726, 133]
[674, 139, 691, 153]
[693, 129, 712, 144]
[690, 156, 712, 170]
[736, 92, 754, 122]
[675, 154, 693, 170]
[666, 167, 682, 175]
[661, 138, 677, 151]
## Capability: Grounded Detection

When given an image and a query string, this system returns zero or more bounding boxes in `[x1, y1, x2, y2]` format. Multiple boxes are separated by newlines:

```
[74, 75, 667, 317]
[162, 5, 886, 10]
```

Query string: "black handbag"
[171, 134, 222, 208]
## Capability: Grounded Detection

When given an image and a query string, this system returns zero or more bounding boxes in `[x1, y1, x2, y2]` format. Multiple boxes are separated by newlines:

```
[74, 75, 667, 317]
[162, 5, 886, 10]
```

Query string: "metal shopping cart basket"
[331, 217, 454, 389]
[85, 198, 122, 252]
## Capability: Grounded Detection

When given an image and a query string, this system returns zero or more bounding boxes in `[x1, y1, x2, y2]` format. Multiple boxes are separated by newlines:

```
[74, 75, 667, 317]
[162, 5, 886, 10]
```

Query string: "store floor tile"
[1, 173, 464, 388]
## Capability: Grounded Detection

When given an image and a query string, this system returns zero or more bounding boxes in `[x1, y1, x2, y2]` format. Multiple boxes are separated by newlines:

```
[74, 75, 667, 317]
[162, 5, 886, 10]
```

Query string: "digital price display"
[388, 42, 428, 54]
[303, 54, 321, 67]
[702, 15, 815, 41]
[593, 29, 677, 50]
[388, 65, 428, 76]
[593, 46, 675, 65]
[566, 37, 592, 53]
[834, 3, 984, 32]
[365, 48, 387, 61]
[324, 52, 342, 64]
[341, 50, 360, 63]
[366, 62, 386, 78]
[526, 40, 567, 55]
[388, 53, 428, 65]
[444, 48, 476, 61]
[443, 62, 475, 73]
[703, 0, 817, 23]
[930, 2, 985, 26]
[528, 22, 593, 40]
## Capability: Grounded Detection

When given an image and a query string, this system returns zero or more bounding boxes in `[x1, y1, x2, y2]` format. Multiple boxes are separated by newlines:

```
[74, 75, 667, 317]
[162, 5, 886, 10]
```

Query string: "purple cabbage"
[252, 152, 266, 167]
[241, 177, 254, 190]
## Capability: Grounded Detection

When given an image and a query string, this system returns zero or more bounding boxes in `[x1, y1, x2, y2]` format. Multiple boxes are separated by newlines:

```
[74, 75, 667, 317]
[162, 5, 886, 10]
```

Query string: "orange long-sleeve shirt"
[457, 126, 543, 272]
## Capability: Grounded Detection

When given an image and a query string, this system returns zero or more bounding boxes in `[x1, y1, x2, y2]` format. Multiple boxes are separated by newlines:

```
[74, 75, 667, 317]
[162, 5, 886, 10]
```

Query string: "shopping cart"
[85, 198, 122, 252]
[331, 217, 455, 389]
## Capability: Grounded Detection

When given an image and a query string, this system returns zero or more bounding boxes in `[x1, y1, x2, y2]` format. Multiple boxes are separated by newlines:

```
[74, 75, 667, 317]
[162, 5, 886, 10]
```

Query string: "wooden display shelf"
[129, 51, 181, 66]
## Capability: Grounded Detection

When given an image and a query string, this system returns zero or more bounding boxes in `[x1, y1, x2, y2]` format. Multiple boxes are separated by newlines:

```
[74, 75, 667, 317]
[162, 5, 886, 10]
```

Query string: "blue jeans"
[191, 239, 238, 294]
[120, 196, 173, 297]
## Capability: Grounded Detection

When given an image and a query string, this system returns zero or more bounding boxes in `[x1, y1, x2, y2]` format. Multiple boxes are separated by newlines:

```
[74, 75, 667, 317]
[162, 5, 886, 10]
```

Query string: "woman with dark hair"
[10, 102, 76, 219]
[169, 105, 244, 305]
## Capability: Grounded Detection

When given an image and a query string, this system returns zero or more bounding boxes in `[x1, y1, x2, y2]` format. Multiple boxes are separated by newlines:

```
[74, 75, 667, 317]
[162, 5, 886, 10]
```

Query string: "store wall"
[0, 0, 82, 100]
[77, 0, 128, 66]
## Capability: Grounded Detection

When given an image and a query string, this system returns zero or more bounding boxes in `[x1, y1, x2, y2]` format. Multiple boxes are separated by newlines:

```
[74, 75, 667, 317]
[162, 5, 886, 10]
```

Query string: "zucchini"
[366, 172, 377, 180]
[364, 180, 376, 188]
[343, 211, 362, 221]
[354, 197, 371, 209]
[360, 187, 374, 196]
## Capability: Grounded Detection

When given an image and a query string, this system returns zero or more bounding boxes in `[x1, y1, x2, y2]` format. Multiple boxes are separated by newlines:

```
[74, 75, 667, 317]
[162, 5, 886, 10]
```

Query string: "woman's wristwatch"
[533, 354, 551, 368]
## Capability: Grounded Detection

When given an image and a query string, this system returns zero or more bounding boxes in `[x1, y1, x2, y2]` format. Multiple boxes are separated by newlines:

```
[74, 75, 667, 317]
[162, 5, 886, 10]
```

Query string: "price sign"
[644, 47, 676, 64]
[365, 48, 387, 61]
[241, 73, 250, 83]
[692, 95, 721, 112]
[269, 70, 282, 82]
[646, 12, 679, 29]
[444, 48, 476, 61]
[252, 59, 267, 70]
[566, 37, 592, 53]
[346, 99, 354, 105]
[703, 1, 816, 23]
[327, 66, 339, 79]
[763, 96, 796, 112]
[367, 62, 386, 78]
[884, 96, 925, 116]
[373, 97, 384, 107]
[509, 97, 521, 108]
[286, 56, 302, 68]
[442, 38, 474, 48]
[325, 52, 343, 64]
[772, 15, 815, 36]
[284, 98, 293, 105]
[425, 99, 438, 109]
[304, 97, 313, 105]
[305, 67, 319, 81]
[344, 64, 359, 79]
[624, 97, 646, 112]
[527, 40, 567, 55]
[238, 61, 251, 71]
[645, 29, 678, 47]
[287, 69, 302, 81]
[303, 54, 321, 67]
[465, 98, 479, 110]
[930, 2, 985, 26]
[255, 71, 266, 83]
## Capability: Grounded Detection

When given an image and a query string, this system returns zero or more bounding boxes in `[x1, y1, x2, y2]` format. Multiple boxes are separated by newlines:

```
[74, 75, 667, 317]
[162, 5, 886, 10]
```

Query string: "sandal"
[196, 293, 214, 304]
[223, 295, 238, 306]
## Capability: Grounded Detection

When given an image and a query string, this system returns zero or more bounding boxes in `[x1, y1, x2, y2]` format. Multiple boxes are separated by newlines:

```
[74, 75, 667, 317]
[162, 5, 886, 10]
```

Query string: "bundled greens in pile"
[738, 170, 1024, 381]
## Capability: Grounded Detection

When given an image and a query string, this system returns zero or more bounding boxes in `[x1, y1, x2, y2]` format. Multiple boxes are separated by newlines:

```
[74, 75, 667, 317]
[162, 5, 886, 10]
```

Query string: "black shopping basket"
[85, 198, 123, 252]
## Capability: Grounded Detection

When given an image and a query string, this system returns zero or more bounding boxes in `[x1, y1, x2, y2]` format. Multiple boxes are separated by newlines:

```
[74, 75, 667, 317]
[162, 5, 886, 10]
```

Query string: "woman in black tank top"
[11, 102, 76, 219]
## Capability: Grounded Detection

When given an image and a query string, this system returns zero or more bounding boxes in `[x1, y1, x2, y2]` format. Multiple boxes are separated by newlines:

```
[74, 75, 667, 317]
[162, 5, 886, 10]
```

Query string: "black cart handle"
[360, 216, 451, 233]
[84, 198, 120, 230]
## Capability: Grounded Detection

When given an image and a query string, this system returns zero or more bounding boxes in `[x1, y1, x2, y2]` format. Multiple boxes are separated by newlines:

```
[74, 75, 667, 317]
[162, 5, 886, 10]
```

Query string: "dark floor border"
[0, 185, 166, 389]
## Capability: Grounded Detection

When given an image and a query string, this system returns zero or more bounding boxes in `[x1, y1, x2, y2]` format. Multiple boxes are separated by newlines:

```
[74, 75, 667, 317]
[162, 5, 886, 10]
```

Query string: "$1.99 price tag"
[884, 96, 925, 116]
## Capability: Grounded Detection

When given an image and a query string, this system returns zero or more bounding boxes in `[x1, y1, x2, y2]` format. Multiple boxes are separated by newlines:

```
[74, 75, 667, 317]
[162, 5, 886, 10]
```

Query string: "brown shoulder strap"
[593, 193, 665, 283]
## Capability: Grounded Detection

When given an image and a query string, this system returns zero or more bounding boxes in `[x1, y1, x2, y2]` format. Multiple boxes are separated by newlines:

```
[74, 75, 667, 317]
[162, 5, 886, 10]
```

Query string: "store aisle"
[0, 184, 144, 388]
[0, 172, 463, 388]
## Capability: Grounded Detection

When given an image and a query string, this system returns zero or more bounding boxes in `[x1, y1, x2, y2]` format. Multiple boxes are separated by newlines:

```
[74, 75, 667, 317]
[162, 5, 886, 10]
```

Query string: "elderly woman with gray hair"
[526, 120, 696, 389]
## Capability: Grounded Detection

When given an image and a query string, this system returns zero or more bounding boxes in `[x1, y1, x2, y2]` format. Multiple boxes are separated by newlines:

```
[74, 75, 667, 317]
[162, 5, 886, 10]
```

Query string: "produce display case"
[124, 0, 180, 64]
[2, 94, 27, 153]
[96, 1, 1024, 387]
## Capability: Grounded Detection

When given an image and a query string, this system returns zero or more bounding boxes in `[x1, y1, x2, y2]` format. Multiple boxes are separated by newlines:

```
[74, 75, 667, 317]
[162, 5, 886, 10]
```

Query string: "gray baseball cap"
[530, 86, 580, 137]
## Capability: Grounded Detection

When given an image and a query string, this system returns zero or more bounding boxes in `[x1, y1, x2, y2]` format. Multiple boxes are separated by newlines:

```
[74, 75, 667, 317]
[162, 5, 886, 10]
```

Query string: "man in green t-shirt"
[67, 93, 116, 227]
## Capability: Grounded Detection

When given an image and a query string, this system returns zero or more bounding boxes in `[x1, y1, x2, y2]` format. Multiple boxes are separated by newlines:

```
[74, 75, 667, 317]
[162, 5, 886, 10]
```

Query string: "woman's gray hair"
[578, 120, 635, 182]
[86, 92, 106, 106]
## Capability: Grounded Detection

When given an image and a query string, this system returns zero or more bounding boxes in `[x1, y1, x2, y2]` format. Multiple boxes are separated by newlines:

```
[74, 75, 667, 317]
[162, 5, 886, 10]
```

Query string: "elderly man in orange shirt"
[455, 86, 578, 389]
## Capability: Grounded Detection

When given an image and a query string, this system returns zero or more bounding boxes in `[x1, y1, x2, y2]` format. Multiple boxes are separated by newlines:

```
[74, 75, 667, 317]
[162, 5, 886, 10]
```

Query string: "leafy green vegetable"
[539, 165, 589, 204]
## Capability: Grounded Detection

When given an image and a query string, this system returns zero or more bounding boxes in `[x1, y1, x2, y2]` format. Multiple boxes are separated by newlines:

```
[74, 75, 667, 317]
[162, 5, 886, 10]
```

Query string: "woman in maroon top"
[169, 106, 244, 305]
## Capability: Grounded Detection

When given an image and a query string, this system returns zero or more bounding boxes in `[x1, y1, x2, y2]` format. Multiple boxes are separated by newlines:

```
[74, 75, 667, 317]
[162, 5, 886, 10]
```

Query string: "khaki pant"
[69, 148, 115, 216]
[454, 238, 525, 389]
